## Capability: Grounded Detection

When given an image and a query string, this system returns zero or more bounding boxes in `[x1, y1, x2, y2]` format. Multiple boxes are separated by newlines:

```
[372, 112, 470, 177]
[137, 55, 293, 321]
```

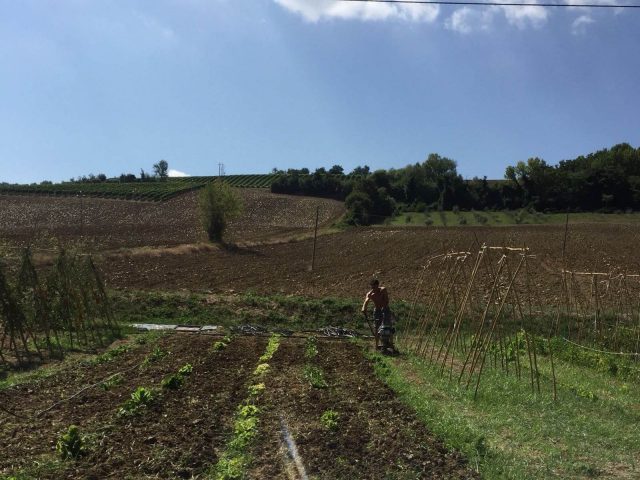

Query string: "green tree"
[344, 190, 373, 225]
[153, 160, 169, 179]
[199, 181, 243, 242]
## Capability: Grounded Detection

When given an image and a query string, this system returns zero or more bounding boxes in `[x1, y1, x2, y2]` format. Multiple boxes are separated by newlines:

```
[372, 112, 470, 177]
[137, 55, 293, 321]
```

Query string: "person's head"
[370, 278, 380, 289]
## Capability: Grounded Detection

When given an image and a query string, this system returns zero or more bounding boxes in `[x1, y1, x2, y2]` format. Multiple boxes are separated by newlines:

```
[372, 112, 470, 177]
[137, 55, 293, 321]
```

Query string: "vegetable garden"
[398, 244, 640, 398]
[0, 333, 476, 479]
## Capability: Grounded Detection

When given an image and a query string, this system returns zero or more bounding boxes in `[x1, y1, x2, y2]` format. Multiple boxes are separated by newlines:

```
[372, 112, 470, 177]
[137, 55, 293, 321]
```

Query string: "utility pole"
[79, 191, 84, 237]
[311, 206, 320, 271]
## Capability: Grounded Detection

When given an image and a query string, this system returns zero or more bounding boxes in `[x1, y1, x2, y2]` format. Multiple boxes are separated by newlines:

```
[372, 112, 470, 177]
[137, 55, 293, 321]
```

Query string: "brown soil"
[53, 335, 266, 480]
[249, 338, 477, 479]
[99, 223, 640, 302]
[0, 334, 259, 477]
[0, 189, 344, 250]
[2, 336, 478, 479]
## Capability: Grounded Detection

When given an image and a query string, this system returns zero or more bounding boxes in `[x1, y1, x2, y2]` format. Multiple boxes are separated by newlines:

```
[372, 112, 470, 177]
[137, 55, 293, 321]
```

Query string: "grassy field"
[391, 209, 640, 227]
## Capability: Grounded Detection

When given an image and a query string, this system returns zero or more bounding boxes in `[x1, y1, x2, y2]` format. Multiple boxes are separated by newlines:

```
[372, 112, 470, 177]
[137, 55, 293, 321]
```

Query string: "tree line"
[66, 160, 170, 184]
[271, 143, 640, 224]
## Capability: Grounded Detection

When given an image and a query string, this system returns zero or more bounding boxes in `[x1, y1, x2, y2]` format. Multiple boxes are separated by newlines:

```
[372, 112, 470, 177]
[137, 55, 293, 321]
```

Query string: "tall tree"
[153, 160, 169, 179]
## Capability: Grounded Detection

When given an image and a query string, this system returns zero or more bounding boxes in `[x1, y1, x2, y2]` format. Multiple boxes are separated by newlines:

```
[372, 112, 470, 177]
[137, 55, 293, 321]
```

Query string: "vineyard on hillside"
[0, 175, 278, 201]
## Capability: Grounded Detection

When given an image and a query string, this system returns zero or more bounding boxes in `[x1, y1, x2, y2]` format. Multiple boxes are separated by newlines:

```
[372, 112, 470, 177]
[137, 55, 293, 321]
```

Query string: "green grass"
[111, 289, 417, 333]
[368, 346, 640, 479]
[391, 209, 640, 227]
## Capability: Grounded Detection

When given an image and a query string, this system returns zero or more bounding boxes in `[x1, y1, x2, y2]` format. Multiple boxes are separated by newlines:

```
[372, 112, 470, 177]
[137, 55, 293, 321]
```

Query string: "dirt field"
[0, 334, 476, 479]
[99, 223, 640, 301]
[0, 189, 344, 250]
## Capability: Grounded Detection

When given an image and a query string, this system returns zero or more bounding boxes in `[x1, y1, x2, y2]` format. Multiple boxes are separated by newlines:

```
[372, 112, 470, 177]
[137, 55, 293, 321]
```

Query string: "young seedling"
[320, 410, 340, 431]
[253, 363, 270, 376]
[303, 365, 328, 389]
[118, 386, 155, 416]
[247, 383, 265, 397]
[100, 373, 124, 391]
[304, 336, 319, 359]
[141, 346, 168, 367]
[161, 373, 184, 390]
[56, 425, 87, 460]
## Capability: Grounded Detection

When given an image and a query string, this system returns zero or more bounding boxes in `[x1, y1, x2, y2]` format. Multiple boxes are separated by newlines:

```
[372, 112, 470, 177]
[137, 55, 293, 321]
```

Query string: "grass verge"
[367, 346, 640, 479]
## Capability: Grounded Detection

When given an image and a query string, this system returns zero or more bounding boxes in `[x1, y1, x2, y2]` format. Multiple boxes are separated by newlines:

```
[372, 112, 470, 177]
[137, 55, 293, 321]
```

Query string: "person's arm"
[361, 291, 371, 313]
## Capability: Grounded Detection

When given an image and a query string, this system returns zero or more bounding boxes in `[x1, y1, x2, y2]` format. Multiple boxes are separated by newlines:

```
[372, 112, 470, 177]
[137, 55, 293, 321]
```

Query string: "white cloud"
[275, 0, 619, 35]
[273, 0, 439, 23]
[168, 169, 189, 177]
[445, 7, 497, 34]
[445, 2, 549, 33]
[571, 14, 595, 34]
[500, 4, 549, 29]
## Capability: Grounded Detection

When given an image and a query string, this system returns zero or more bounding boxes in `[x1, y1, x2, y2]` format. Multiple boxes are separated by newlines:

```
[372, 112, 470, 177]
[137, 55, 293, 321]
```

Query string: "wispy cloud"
[445, 7, 497, 34]
[275, 0, 624, 34]
[168, 169, 189, 177]
[501, 4, 549, 29]
[273, 0, 439, 23]
[571, 14, 595, 34]
[445, 2, 548, 34]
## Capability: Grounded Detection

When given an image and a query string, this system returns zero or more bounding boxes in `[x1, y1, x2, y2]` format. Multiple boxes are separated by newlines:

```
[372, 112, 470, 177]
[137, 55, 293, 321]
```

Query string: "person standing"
[361, 278, 393, 350]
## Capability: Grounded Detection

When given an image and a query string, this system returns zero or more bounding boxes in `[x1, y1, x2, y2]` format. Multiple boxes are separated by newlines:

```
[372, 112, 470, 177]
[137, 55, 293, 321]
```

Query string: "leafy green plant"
[304, 336, 319, 359]
[93, 345, 130, 365]
[303, 365, 328, 388]
[212, 335, 232, 352]
[247, 383, 265, 397]
[178, 363, 193, 376]
[100, 373, 123, 391]
[141, 346, 167, 367]
[253, 363, 270, 376]
[161, 373, 184, 390]
[320, 410, 340, 430]
[259, 334, 281, 362]
[118, 386, 155, 416]
[56, 425, 87, 460]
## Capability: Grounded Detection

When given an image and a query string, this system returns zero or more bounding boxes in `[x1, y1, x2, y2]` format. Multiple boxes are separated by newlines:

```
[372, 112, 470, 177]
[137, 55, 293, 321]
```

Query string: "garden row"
[0, 333, 477, 479]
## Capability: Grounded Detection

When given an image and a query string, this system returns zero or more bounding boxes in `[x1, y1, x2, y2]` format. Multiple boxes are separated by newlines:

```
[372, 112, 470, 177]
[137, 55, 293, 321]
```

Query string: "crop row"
[0, 175, 279, 201]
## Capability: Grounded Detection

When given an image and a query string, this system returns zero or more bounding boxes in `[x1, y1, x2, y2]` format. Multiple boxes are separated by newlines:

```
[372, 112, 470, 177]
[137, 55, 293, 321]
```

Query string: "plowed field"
[0, 189, 344, 250]
[100, 223, 640, 301]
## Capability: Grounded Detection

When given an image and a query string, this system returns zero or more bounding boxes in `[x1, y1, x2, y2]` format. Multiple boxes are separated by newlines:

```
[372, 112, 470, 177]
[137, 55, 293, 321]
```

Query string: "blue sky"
[1, 0, 638, 184]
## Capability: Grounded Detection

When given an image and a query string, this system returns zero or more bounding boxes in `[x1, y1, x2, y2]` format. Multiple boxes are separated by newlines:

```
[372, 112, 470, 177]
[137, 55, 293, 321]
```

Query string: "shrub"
[199, 181, 243, 242]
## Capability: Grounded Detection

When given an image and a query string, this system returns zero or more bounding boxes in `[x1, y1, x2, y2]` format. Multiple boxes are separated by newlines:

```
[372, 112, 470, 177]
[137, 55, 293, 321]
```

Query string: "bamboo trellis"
[398, 244, 640, 398]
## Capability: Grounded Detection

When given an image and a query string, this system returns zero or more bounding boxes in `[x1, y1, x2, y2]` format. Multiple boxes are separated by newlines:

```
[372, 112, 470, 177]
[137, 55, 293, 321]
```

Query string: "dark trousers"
[373, 307, 391, 331]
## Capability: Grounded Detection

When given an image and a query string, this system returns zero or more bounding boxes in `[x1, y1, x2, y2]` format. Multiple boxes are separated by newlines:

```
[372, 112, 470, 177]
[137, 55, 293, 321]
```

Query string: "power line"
[341, 0, 640, 8]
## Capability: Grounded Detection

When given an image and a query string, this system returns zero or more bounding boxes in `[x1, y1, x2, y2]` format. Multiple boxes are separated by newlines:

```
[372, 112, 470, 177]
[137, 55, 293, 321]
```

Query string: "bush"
[199, 181, 243, 242]
[344, 190, 373, 225]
